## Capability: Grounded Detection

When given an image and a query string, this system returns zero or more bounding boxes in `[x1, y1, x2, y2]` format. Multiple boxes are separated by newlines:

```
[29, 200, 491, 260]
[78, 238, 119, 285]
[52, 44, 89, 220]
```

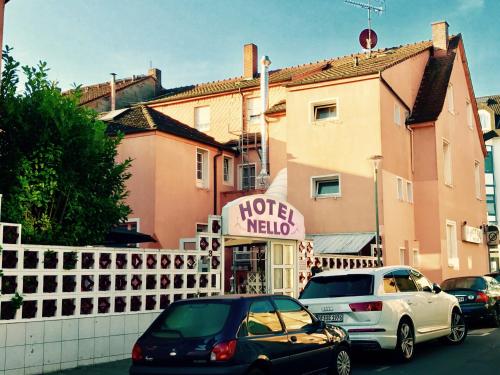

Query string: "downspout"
[213, 149, 223, 215]
[257, 55, 272, 188]
[408, 127, 415, 173]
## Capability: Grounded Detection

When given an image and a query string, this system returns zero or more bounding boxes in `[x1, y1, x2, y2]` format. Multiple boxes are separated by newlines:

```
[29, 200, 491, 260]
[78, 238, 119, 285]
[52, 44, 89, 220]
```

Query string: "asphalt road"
[54, 325, 500, 375]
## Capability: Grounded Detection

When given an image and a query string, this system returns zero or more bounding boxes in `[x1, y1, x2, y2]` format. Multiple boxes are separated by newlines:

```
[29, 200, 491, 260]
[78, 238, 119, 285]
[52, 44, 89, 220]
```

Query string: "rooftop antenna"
[345, 0, 385, 56]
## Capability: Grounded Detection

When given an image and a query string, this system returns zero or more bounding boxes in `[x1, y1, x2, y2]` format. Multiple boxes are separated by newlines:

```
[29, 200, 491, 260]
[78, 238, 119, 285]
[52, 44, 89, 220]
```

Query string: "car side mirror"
[316, 320, 326, 329]
[432, 283, 442, 294]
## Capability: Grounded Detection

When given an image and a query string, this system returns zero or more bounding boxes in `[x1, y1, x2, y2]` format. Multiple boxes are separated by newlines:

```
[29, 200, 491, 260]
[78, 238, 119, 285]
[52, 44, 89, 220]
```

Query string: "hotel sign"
[222, 194, 305, 240]
[462, 225, 483, 244]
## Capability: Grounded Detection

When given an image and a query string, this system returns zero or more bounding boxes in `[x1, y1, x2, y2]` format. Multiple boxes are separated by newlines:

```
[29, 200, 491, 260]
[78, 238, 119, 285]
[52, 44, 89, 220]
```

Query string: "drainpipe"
[213, 149, 223, 215]
[110, 73, 117, 111]
[257, 56, 271, 188]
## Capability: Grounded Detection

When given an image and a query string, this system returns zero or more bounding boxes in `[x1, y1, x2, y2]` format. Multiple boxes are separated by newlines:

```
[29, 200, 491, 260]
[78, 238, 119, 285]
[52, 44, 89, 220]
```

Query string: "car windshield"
[441, 277, 487, 291]
[150, 301, 232, 339]
[300, 274, 374, 299]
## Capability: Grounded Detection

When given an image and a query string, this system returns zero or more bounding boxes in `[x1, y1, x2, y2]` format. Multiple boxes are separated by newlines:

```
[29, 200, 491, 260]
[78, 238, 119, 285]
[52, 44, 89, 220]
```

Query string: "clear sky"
[3, 0, 499, 97]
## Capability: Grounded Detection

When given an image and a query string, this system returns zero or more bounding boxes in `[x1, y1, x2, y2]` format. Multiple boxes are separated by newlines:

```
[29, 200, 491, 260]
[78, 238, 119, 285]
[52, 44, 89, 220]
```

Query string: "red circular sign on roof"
[359, 28, 378, 49]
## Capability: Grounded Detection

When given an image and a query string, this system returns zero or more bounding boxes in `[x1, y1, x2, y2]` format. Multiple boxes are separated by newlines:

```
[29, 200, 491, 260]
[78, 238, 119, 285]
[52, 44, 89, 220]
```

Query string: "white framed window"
[443, 139, 452, 186]
[310, 99, 338, 123]
[196, 148, 209, 188]
[466, 100, 473, 130]
[396, 177, 404, 201]
[223, 156, 234, 186]
[238, 163, 256, 190]
[399, 248, 406, 265]
[246, 97, 261, 123]
[446, 220, 459, 268]
[479, 110, 491, 132]
[447, 84, 454, 114]
[311, 174, 341, 198]
[412, 249, 419, 267]
[196, 223, 208, 233]
[474, 160, 481, 199]
[394, 103, 401, 126]
[194, 106, 210, 131]
[406, 181, 413, 203]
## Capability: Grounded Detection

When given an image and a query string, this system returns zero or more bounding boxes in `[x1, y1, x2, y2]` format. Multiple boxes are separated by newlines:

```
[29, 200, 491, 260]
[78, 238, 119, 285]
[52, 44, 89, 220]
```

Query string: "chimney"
[110, 73, 117, 111]
[432, 21, 449, 55]
[243, 43, 258, 79]
[148, 68, 162, 95]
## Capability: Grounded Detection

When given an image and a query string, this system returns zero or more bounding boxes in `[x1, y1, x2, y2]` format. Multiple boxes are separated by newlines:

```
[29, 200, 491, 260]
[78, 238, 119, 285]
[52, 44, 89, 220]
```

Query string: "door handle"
[289, 335, 297, 343]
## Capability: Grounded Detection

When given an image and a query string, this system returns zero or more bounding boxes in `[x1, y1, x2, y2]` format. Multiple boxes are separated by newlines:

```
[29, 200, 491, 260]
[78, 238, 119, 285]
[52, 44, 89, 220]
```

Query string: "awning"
[104, 228, 157, 246]
[309, 232, 375, 255]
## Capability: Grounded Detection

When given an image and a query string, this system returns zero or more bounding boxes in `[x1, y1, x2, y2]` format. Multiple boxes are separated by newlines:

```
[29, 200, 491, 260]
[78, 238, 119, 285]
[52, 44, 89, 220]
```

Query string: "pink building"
[111, 21, 488, 285]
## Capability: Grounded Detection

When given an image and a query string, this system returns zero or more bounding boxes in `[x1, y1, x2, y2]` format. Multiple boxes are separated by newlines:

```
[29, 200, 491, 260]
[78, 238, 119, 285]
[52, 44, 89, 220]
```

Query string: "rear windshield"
[442, 277, 487, 290]
[300, 274, 374, 299]
[150, 302, 232, 339]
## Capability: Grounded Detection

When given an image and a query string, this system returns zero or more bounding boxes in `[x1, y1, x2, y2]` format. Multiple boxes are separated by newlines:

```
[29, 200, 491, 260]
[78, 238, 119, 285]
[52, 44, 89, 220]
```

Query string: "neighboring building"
[477, 94, 500, 271]
[113, 21, 487, 283]
[65, 68, 163, 113]
[0, 0, 9, 72]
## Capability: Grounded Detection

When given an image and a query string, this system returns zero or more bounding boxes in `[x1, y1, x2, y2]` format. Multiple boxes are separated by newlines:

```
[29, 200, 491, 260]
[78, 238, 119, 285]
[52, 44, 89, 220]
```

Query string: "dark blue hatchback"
[129, 295, 351, 375]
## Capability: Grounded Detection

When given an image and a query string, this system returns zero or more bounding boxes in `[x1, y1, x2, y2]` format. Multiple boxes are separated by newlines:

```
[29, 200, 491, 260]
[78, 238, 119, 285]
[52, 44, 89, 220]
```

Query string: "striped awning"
[309, 232, 375, 255]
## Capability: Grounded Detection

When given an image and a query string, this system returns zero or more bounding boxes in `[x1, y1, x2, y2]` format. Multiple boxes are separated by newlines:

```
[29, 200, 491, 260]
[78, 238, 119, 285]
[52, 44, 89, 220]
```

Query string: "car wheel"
[395, 319, 415, 362]
[329, 346, 351, 375]
[444, 309, 467, 345]
[490, 306, 500, 328]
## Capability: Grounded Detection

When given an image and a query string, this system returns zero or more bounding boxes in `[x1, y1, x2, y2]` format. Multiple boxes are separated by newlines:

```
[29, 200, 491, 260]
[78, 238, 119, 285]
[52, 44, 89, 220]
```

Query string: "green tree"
[0, 47, 131, 245]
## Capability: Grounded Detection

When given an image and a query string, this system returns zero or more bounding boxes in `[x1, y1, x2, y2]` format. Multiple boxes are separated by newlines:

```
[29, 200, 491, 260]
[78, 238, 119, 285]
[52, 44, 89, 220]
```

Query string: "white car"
[299, 266, 466, 361]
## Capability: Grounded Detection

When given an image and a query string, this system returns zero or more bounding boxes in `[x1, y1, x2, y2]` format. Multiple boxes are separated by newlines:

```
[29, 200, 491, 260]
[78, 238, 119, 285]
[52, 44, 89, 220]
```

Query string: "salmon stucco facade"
[109, 21, 488, 283]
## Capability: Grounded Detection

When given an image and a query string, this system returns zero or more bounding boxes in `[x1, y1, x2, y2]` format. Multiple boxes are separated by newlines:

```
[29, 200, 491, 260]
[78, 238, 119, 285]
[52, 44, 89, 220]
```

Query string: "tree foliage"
[0, 47, 131, 245]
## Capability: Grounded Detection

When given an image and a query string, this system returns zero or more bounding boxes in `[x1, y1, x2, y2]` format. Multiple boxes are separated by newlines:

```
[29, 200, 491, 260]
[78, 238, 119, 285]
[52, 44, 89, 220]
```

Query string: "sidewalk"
[54, 359, 129, 375]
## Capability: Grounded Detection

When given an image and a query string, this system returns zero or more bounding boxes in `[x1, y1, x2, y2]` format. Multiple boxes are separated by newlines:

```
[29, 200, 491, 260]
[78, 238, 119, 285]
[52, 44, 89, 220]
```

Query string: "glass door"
[270, 242, 295, 296]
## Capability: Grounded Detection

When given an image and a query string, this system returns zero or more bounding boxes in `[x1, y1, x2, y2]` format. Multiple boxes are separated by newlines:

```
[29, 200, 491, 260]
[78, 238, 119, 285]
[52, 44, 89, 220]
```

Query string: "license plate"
[318, 313, 343, 323]
[457, 296, 465, 303]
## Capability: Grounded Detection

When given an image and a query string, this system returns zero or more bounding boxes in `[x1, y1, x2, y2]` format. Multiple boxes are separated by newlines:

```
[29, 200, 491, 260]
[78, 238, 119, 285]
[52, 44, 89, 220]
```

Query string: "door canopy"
[222, 194, 305, 241]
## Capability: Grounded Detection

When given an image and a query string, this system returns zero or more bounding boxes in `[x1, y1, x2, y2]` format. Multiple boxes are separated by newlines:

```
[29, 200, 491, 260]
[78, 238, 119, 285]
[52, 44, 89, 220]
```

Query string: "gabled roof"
[104, 106, 234, 151]
[65, 76, 153, 106]
[477, 94, 500, 128]
[145, 40, 434, 105]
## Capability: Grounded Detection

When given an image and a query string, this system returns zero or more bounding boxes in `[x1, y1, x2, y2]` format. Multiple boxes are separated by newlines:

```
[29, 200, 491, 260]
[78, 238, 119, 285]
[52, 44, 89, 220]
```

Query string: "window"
[194, 106, 210, 131]
[300, 274, 374, 299]
[312, 175, 341, 198]
[239, 164, 256, 190]
[412, 249, 419, 267]
[399, 248, 406, 265]
[313, 102, 338, 122]
[394, 103, 401, 125]
[196, 148, 209, 188]
[247, 300, 282, 335]
[393, 269, 418, 292]
[223, 156, 233, 185]
[406, 181, 413, 203]
[247, 97, 261, 123]
[466, 101, 473, 129]
[446, 220, 458, 268]
[196, 223, 208, 233]
[485, 147, 494, 173]
[474, 160, 481, 199]
[447, 84, 454, 113]
[479, 110, 491, 131]
[397, 177, 404, 200]
[410, 270, 433, 292]
[273, 298, 313, 331]
[443, 140, 452, 186]
[383, 273, 397, 293]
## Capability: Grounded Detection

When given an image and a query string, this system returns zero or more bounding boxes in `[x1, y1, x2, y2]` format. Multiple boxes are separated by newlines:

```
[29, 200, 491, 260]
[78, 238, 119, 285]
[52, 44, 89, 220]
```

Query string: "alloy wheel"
[448, 311, 466, 342]
[399, 323, 414, 359]
[336, 349, 351, 375]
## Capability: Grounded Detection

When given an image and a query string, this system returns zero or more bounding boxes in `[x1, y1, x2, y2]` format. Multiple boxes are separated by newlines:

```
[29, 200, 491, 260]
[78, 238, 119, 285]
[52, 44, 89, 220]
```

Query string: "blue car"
[129, 295, 351, 375]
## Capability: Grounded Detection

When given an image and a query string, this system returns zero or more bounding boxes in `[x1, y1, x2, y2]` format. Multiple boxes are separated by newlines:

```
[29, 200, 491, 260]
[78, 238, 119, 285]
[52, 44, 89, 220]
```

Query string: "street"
[54, 325, 500, 375]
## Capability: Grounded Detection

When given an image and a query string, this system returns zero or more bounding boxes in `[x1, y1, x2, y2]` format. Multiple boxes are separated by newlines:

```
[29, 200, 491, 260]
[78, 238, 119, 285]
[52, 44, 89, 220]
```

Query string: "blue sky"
[3, 0, 499, 96]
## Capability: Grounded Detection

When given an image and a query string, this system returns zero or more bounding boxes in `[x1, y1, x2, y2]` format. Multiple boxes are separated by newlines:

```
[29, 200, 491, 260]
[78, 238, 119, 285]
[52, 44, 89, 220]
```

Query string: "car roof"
[311, 265, 414, 278]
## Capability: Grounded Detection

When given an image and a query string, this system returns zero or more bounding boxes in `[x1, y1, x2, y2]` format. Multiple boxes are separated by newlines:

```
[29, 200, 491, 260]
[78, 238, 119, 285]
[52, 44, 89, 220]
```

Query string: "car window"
[441, 277, 487, 290]
[247, 299, 283, 335]
[410, 270, 433, 292]
[300, 274, 374, 298]
[393, 269, 418, 292]
[383, 272, 397, 293]
[274, 298, 313, 331]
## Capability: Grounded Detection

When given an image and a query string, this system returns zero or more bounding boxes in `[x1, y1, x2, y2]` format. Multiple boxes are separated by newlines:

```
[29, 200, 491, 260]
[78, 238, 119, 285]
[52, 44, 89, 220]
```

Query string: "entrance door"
[270, 243, 295, 296]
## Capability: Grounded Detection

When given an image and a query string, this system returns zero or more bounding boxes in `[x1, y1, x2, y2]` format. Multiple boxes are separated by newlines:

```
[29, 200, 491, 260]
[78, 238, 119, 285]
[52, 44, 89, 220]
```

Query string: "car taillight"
[210, 340, 237, 361]
[476, 292, 489, 304]
[131, 343, 143, 362]
[349, 301, 383, 312]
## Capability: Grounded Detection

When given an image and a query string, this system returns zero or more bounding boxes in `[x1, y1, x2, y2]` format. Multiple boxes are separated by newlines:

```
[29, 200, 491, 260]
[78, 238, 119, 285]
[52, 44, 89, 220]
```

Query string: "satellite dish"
[359, 28, 378, 49]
